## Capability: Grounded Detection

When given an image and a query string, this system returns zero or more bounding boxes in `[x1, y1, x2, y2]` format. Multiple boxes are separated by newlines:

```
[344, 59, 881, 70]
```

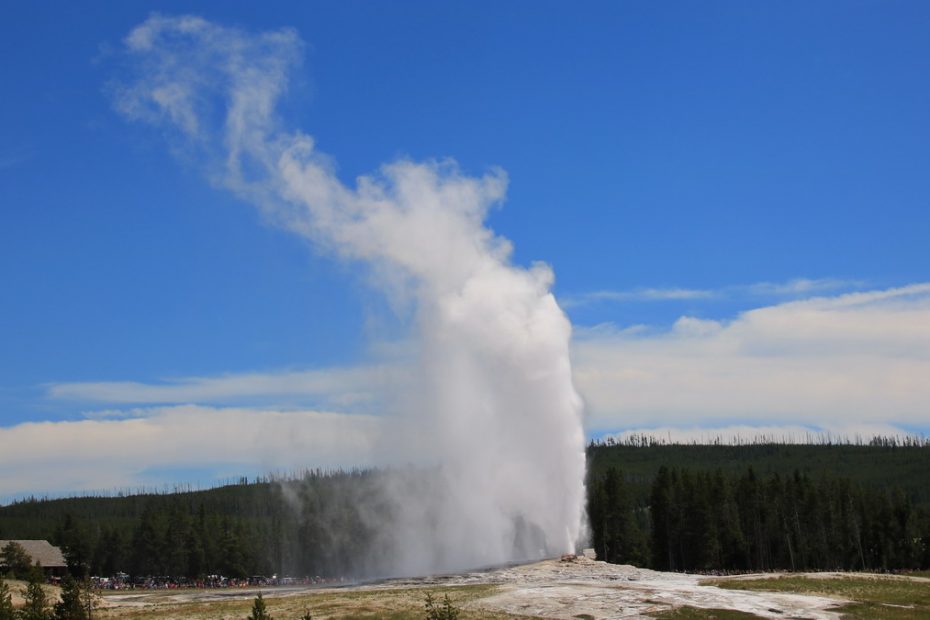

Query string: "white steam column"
[114, 14, 587, 575]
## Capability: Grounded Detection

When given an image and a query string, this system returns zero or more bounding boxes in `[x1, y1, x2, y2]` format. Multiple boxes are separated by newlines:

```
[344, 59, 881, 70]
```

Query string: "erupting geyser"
[114, 14, 587, 575]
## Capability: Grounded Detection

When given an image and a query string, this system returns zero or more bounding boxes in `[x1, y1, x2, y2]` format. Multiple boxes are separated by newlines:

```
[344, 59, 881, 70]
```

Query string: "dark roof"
[0, 540, 67, 568]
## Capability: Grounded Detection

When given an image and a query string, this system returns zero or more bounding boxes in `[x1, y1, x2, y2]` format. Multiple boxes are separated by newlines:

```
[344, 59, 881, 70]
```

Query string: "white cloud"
[561, 287, 713, 307]
[43, 281, 930, 484]
[572, 283, 930, 432]
[0, 405, 379, 499]
[47, 366, 398, 408]
[561, 277, 863, 308]
[746, 277, 860, 297]
[19, 282, 930, 501]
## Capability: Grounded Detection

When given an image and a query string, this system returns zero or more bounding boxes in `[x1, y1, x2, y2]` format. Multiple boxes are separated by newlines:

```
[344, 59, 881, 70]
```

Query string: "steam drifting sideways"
[113, 15, 587, 575]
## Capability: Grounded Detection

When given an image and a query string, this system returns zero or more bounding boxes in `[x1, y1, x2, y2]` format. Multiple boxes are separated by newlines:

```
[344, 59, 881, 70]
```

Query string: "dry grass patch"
[3, 579, 62, 607]
[704, 574, 930, 619]
[95, 584, 525, 620]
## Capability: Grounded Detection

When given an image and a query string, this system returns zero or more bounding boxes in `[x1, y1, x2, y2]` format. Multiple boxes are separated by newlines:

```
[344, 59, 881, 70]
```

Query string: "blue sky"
[2, 2, 930, 499]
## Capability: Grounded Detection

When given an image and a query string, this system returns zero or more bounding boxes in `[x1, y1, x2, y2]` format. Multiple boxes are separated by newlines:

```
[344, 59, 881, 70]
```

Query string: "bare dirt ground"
[95, 557, 855, 619]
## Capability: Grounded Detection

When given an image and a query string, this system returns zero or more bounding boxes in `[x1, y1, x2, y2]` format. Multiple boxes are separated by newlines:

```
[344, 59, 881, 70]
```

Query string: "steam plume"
[113, 14, 586, 574]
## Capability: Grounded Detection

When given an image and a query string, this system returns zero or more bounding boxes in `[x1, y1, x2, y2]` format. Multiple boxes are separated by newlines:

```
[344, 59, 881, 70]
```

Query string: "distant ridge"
[587, 438, 930, 508]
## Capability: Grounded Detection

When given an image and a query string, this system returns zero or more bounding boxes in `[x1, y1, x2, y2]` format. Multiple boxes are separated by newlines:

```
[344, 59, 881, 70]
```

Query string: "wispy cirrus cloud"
[561, 277, 862, 308]
[572, 282, 930, 433]
[47, 365, 402, 409]
[561, 287, 712, 307]
[745, 277, 861, 297]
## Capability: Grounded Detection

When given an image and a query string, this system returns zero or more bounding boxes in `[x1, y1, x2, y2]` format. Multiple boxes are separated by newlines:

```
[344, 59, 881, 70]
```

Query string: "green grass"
[650, 608, 763, 619]
[704, 575, 930, 619]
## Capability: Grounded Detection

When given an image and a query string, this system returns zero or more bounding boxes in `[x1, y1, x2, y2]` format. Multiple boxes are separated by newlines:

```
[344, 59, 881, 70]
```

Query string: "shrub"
[247, 592, 273, 620]
[424, 592, 460, 620]
[0, 575, 16, 620]
[19, 569, 52, 620]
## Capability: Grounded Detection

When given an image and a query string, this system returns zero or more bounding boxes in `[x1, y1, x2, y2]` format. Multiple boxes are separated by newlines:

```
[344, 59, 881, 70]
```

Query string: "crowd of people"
[88, 573, 348, 590]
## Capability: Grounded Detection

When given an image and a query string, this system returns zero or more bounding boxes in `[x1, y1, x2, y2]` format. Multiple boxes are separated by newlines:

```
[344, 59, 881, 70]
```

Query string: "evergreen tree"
[891, 488, 920, 569]
[587, 474, 609, 561]
[52, 575, 87, 620]
[184, 526, 206, 579]
[91, 528, 122, 578]
[710, 469, 746, 569]
[130, 510, 160, 577]
[688, 471, 721, 570]
[650, 466, 674, 570]
[219, 519, 247, 579]
[56, 515, 90, 578]
[735, 467, 766, 570]
[19, 568, 51, 620]
[1, 542, 33, 579]
[594, 467, 647, 566]
[162, 509, 190, 577]
[194, 503, 217, 576]
[80, 578, 96, 620]
[0, 575, 15, 620]
[246, 592, 273, 620]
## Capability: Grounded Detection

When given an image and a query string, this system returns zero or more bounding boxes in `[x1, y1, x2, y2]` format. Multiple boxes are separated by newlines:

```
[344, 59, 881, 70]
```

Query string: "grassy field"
[93, 584, 524, 620]
[704, 574, 930, 619]
[1, 579, 62, 608]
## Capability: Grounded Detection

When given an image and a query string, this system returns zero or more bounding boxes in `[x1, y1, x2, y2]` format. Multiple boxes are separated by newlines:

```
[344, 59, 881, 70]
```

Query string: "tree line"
[588, 465, 930, 572]
[2, 442, 930, 579]
[1, 470, 385, 580]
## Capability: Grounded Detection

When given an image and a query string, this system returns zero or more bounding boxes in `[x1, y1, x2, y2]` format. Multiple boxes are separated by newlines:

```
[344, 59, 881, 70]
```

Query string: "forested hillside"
[0, 470, 386, 580]
[2, 440, 929, 579]
[587, 437, 930, 573]
[587, 436, 930, 507]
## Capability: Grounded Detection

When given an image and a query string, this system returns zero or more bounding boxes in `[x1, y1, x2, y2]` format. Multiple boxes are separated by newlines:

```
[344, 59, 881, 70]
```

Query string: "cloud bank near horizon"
[46, 282, 930, 436]
[574, 282, 930, 433]
[6, 281, 925, 501]
[0, 405, 379, 500]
